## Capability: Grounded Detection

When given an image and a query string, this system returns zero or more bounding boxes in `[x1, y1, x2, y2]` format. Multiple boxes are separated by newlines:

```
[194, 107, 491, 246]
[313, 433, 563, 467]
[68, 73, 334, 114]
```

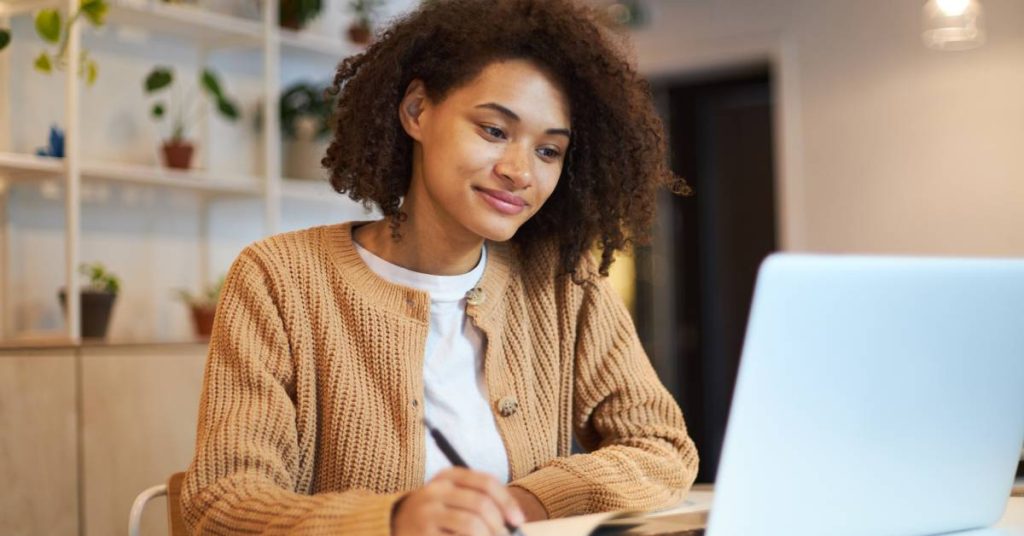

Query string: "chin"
[466, 217, 522, 243]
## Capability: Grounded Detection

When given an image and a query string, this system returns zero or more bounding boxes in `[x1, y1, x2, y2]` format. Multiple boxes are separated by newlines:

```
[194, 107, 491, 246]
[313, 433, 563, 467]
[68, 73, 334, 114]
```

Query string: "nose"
[493, 143, 532, 191]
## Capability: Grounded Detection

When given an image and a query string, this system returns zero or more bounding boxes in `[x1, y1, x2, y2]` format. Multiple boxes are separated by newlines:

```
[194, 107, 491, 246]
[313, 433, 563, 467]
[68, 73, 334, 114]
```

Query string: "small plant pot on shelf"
[58, 289, 116, 339]
[162, 139, 195, 169]
[284, 116, 329, 180]
[279, 0, 322, 31]
[347, 23, 372, 45]
[189, 305, 216, 338]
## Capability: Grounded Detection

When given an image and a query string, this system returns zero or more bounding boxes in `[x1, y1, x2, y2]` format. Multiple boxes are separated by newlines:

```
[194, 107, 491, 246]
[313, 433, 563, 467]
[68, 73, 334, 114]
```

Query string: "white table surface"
[521, 491, 1024, 536]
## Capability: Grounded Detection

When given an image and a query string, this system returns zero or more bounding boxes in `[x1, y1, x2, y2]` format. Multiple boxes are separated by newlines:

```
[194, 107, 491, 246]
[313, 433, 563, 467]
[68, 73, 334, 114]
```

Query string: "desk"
[522, 492, 1024, 536]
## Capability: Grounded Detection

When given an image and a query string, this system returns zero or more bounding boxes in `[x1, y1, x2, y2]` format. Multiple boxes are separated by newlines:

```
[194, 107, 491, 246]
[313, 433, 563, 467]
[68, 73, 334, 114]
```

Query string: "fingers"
[437, 508, 498, 536]
[441, 486, 507, 535]
[437, 467, 525, 527]
[393, 468, 526, 536]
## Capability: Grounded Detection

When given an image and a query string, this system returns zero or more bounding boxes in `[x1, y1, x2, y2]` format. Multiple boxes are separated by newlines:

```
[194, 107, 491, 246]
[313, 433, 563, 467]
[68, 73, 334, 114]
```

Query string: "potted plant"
[346, 0, 383, 45]
[280, 81, 335, 180]
[280, 0, 323, 31]
[32, 0, 109, 86]
[0, 28, 10, 52]
[58, 262, 120, 339]
[143, 66, 241, 170]
[174, 276, 224, 338]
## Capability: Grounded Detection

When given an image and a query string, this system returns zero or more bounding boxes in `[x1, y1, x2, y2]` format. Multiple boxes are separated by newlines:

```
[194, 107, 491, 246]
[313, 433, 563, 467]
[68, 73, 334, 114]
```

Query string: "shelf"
[0, 152, 64, 182]
[279, 28, 360, 61]
[81, 160, 262, 196]
[105, 0, 264, 50]
[0, 152, 263, 196]
[0, 333, 211, 351]
[0, 0, 359, 60]
[0, 0, 56, 18]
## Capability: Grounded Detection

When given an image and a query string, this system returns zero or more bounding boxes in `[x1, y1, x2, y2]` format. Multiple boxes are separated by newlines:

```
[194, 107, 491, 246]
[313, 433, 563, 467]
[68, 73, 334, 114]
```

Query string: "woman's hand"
[392, 467, 526, 536]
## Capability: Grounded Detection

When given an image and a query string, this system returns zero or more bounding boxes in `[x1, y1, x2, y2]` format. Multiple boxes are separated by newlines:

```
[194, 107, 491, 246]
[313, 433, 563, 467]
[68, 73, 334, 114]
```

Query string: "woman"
[181, 0, 698, 534]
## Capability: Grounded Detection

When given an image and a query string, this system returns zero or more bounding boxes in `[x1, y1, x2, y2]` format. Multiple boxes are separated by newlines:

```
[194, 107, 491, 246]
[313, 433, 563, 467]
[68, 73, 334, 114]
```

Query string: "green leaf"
[144, 67, 173, 93]
[34, 9, 62, 44]
[34, 52, 52, 73]
[200, 69, 225, 100]
[151, 102, 165, 118]
[80, 0, 109, 26]
[0, 29, 10, 51]
[216, 98, 240, 121]
[85, 60, 97, 85]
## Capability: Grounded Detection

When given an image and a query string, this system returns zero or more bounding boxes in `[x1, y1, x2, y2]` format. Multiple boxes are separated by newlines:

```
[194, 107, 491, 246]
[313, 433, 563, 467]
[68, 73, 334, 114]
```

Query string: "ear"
[398, 79, 429, 141]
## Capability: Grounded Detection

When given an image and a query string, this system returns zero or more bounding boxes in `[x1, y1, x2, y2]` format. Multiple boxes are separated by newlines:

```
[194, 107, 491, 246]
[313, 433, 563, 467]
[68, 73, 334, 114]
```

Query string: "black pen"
[423, 417, 526, 536]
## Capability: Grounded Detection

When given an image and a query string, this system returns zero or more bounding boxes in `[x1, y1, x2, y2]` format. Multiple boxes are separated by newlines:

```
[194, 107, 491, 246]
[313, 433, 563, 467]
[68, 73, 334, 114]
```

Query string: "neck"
[352, 216, 484, 276]
[353, 149, 488, 275]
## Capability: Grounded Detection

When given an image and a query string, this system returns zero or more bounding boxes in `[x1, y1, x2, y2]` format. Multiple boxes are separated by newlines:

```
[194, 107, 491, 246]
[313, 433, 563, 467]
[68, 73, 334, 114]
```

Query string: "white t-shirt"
[353, 241, 511, 484]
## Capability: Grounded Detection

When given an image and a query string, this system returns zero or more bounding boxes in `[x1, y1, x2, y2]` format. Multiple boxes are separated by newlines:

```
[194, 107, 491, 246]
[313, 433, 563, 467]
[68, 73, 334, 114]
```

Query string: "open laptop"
[706, 254, 1024, 536]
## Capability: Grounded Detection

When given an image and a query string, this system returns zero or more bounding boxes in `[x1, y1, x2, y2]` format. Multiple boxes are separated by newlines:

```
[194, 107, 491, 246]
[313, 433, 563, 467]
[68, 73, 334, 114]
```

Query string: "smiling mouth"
[474, 187, 528, 215]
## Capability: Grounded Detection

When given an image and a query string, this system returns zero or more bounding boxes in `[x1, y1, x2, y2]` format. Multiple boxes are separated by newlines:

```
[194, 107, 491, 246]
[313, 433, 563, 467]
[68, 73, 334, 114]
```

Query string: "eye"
[537, 146, 562, 160]
[480, 125, 507, 140]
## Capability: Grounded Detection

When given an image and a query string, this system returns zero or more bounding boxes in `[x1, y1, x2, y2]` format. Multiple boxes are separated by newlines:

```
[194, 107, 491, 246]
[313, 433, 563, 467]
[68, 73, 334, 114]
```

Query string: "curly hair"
[323, 0, 689, 280]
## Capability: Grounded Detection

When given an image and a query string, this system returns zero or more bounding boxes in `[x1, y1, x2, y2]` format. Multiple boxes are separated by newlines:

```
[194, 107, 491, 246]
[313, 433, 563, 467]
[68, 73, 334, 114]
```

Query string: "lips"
[474, 187, 528, 216]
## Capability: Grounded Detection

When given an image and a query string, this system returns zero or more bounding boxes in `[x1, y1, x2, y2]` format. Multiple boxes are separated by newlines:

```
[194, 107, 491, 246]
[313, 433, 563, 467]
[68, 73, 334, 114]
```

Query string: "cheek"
[532, 167, 563, 207]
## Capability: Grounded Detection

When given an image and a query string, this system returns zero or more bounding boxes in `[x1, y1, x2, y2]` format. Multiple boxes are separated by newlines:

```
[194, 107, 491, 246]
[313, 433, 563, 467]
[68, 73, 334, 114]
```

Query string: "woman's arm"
[509, 273, 699, 519]
[180, 248, 405, 535]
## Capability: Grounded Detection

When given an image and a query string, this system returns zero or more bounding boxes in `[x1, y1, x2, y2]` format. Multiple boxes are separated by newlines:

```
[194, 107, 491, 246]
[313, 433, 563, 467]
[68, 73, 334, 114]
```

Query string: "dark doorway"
[637, 65, 778, 482]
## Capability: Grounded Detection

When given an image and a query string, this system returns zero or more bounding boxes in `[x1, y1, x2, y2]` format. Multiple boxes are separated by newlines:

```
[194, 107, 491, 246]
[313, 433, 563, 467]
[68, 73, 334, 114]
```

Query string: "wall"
[626, 0, 1024, 256]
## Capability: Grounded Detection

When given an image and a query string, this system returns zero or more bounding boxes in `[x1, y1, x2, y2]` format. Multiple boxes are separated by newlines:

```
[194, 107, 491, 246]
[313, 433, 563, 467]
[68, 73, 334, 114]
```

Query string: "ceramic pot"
[58, 289, 116, 339]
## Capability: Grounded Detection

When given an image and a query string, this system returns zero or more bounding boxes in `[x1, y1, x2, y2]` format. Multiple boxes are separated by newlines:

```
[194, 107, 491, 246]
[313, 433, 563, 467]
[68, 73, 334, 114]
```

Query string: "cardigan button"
[465, 287, 485, 306]
[497, 396, 518, 417]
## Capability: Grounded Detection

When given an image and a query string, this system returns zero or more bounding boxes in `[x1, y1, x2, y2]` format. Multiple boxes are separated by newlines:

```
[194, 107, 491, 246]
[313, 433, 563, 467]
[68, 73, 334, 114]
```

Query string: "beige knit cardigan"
[181, 221, 698, 534]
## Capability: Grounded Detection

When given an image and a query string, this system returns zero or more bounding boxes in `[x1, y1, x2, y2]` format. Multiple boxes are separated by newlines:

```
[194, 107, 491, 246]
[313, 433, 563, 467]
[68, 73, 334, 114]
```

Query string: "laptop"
[706, 254, 1024, 536]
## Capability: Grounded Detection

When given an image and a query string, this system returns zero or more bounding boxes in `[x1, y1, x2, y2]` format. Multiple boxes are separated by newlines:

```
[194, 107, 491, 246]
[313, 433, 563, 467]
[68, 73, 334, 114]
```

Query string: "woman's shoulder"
[231, 223, 347, 282]
[505, 239, 603, 303]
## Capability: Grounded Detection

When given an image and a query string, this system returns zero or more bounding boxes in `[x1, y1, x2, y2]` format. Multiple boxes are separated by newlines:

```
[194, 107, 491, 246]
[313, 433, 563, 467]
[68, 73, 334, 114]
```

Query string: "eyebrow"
[475, 102, 571, 138]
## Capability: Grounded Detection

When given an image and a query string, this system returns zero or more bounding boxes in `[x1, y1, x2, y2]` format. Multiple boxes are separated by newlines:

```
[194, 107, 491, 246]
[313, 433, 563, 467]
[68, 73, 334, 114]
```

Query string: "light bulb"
[936, 0, 970, 16]
[922, 0, 986, 51]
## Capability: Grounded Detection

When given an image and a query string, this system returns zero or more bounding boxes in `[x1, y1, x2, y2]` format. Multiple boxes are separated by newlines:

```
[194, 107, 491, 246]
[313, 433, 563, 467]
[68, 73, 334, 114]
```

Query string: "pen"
[423, 417, 525, 536]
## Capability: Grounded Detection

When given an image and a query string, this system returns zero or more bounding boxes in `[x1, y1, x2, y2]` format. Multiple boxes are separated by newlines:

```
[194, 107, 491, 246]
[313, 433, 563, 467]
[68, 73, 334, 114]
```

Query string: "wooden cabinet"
[0, 349, 78, 536]
[0, 343, 207, 536]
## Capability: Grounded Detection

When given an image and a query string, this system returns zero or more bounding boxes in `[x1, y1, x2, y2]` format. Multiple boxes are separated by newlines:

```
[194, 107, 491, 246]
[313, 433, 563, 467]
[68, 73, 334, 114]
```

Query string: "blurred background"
[0, 0, 1021, 534]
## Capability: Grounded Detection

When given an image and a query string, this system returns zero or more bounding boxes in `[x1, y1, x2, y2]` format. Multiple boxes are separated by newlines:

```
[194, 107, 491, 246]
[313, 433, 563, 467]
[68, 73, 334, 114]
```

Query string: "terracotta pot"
[58, 289, 117, 339]
[190, 305, 216, 338]
[347, 23, 372, 45]
[162, 139, 194, 169]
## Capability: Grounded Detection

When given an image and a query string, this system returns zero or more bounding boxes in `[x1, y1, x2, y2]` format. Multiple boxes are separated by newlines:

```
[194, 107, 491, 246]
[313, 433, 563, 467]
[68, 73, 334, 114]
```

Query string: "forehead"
[439, 59, 571, 128]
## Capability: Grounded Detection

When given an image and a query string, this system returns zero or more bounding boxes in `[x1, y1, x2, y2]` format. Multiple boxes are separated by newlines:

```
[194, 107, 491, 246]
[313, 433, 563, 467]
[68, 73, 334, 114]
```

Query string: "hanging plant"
[33, 0, 109, 86]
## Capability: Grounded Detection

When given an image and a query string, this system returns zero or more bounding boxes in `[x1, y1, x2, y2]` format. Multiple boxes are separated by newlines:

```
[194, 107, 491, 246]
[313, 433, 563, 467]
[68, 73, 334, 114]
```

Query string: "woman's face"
[400, 59, 571, 243]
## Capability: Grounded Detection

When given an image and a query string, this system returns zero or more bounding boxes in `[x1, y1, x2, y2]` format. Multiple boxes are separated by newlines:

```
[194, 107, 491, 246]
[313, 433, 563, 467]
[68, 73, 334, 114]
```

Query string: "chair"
[129, 472, 188, 536]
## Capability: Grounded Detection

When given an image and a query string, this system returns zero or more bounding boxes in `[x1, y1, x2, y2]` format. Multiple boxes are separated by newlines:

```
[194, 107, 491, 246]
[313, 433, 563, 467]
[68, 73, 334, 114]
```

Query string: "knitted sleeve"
[180, 247, 404, 535]
[509, 273, 699, 518]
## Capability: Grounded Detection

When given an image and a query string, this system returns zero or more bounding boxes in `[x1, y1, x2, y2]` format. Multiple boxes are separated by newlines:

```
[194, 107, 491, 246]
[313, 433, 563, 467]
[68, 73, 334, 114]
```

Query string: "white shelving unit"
[0, 0, 364, 346]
